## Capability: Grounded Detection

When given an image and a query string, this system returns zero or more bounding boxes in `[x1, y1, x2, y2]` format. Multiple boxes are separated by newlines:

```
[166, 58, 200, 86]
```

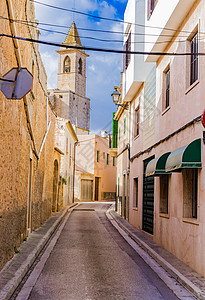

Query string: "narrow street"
[14, 203, 182, 300]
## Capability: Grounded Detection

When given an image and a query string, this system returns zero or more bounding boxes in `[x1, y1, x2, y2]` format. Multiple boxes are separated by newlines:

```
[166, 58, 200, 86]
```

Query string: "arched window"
[78, 58, 82, 75]
[64, 56, 71, 73]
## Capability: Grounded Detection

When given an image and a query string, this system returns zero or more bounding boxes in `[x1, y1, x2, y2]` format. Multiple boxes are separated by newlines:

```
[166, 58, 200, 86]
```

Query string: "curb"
[0, 203, 78, 300]
[108, 209, 205, 300]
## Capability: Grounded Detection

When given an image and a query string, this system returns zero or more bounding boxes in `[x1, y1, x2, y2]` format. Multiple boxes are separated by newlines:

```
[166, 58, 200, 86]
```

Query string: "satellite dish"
[0, 68, 33, 99]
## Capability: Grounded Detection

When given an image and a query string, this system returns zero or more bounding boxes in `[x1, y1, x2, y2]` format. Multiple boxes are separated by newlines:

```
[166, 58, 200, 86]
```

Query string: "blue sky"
[35, 0, 128, 134]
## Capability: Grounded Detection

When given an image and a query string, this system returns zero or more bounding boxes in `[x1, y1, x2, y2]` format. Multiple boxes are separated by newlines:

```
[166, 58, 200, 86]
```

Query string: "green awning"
[165, 138, 202, 172]
[145, 152, 171, 177]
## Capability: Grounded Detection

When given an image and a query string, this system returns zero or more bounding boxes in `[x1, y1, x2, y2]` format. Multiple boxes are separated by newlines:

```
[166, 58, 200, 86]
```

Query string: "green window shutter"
[107, 154, 109, 165]
[97, 151, 99, 162]
[112, 112, 118, 148]
[124, 117, 126, 134]
[113, 157, 115, 166]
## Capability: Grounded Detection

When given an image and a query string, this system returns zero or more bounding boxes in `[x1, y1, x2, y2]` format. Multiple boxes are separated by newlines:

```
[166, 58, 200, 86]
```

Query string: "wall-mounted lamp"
[111, 87, 128, 110]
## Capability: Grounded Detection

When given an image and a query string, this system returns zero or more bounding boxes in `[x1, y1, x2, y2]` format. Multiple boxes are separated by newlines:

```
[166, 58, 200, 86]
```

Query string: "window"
[160, 176, 169, 214]
[134, 106, 140, 138]
[64, 56, 71, 73]
[123, 32, 131, 71]
[190, 32, 198, 85]
[183, 169, 198, 219]
[113, 157, 115, 166]
[124, 117, 126, 134]
[147, 0, 157, 20]
[78, 58, 82, 75]
[103, 152, 105, 159]
[133, 178, 138, 208]
[107, 154, 109, 165]
[165, 68, 170, 109]
[97, 150, 99, 162]
[163, 67, 170, 111]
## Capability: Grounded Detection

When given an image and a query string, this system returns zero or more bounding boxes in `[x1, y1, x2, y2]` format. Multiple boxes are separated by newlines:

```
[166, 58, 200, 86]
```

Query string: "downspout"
[127, 102, 131, 172]
[6, 0, 39, 159]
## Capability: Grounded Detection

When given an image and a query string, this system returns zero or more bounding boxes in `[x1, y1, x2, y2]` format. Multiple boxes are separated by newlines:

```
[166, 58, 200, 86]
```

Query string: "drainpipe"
[6, 0, 39, 159]
[127, 102, 131, 173]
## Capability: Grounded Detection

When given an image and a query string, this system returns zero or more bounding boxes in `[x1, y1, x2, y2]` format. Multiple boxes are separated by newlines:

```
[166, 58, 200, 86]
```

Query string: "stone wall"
[0, 0, 56, 270]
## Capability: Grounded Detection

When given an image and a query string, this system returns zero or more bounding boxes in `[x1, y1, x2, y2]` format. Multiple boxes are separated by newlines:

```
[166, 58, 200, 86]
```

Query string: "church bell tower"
[57, 21, 89, 98]
[50, 21, 90, 132]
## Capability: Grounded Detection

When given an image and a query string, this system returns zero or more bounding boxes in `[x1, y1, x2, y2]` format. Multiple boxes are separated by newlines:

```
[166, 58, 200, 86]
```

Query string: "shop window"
[160, 176, 169, 214]
[133, 178, 138, 208]
[183, 169, 198, 219]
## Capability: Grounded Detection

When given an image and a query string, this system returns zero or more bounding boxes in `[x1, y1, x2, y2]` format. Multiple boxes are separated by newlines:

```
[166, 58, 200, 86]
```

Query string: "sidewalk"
[0, 203, 77, 300]
[108, 208, 205, 300]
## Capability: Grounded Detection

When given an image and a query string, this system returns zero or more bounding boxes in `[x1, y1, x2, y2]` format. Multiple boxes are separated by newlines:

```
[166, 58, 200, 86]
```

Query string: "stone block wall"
[0, 0, 56, 270]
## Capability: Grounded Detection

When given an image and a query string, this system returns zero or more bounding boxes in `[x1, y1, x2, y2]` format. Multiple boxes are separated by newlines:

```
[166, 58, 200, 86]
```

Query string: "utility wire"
[1, 33, 205, 56]
[1, 16, 205, 46]
[35, 26, 196, 45]
[30, 0, 205, 35]
[1, 16, 205, 40]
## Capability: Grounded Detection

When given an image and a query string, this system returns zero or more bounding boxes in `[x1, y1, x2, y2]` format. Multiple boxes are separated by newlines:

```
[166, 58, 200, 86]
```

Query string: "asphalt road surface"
[24, 203, 181, 300]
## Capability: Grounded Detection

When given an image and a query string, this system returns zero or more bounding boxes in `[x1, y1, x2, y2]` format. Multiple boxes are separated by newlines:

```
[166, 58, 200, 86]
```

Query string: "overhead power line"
[34, 26, 197, 46]
[30, 0, 205, 35]
[1, 15, 200, 39]
[1, 33, 205, 56]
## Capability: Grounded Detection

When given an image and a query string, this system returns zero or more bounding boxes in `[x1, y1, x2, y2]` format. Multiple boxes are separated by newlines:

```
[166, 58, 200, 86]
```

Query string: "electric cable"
[1, 15, 202, 40]
[30, 0, 205, 35]
[1, 33, 205, 56]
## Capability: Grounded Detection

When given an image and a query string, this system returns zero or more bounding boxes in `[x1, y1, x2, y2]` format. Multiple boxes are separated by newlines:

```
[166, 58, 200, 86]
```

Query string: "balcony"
[122, 0, 155, 101]
[144, 0, 198, 62]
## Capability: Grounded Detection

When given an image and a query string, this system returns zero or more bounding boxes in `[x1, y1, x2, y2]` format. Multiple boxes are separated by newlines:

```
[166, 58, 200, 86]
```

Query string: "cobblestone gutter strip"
[0, 203, 78, 300]
[108, 209, 205, 300]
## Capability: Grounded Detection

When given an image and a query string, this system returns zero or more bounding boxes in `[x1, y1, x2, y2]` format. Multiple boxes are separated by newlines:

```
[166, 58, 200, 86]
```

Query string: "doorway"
[142, 156, 155, 234]
[81, 179, 93, 201]
[95, 177, 100, 201]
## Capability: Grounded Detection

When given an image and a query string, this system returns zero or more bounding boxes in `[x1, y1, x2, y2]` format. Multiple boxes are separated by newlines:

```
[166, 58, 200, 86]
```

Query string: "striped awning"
[165, 138, 202, 172]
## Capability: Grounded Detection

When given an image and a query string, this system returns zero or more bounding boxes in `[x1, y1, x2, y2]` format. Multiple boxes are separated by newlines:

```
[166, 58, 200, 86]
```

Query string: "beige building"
[54, 119, 78, 209]
[115, 0, 205, 277]
[75, 135, 116, 201]
[0, 0, 56, 269]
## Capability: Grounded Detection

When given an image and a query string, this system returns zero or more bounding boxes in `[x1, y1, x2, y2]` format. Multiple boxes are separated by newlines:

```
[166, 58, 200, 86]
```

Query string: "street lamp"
[111, 87, 121, 105]
[111, 87, 128, 109]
